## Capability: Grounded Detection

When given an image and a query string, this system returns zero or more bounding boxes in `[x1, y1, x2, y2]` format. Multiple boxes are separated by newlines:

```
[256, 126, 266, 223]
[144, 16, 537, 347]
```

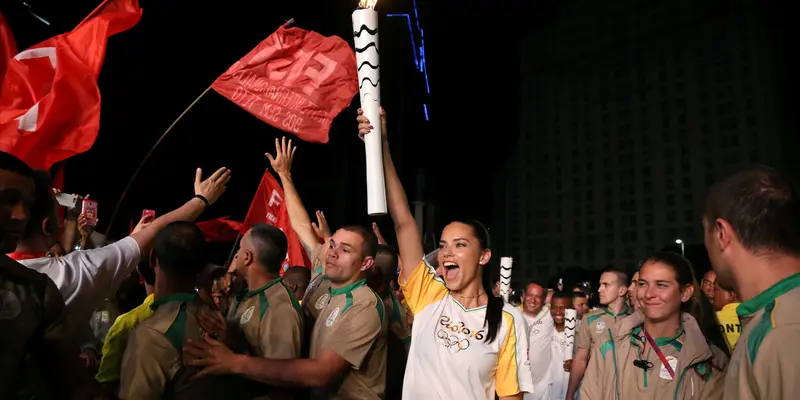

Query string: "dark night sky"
[1, 0, 522, 258]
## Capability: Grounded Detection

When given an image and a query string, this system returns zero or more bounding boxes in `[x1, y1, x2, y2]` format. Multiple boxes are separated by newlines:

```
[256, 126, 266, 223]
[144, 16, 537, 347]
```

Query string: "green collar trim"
[329, 279, 366, 296]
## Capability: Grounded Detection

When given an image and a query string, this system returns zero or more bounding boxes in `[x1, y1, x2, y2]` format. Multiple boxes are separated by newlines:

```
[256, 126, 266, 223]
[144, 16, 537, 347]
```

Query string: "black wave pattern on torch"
[359, 77, 380, 89]
[358, 61, 379, 71]
[353, 24, 378, 38]
[355, 42, 380, 55]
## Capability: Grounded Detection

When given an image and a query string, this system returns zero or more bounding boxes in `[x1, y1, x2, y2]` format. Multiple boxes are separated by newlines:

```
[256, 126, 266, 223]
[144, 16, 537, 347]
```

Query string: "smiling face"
[550, 296, 571, 327]
[637, 261, 693, 323]
[437, 222, 490, 292]
[522, 283, 546, 316]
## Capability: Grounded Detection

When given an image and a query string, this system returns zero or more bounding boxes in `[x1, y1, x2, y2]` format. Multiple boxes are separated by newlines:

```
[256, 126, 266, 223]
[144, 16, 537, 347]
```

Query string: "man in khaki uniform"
[227, 223, 303, 399]
[185, 225, 388, 399]
[566, 268, 631, 399]
[118, 222, 241, 399]
[703, 167, 800, 400]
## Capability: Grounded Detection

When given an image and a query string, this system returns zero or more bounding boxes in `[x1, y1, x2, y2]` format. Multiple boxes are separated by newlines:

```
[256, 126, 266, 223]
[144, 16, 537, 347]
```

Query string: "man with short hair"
[366, 244, 409, 400]
[703, 166, 800, 400]
[701, 270, 717, 301]
[118, 222, 238, 399]
[521, 281, 554, 400]
[571, 291, 589, 321]
[284, 266, 311, 303]
[0, 151, 102, 398]
[184, 224, 388, 399]
[566, 267, 630, 400]
[225, 223, 303, 399]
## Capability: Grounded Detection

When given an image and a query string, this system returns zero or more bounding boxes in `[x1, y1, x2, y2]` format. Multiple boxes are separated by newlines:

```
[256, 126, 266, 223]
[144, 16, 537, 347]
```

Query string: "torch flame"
[358, 0, 378, 9]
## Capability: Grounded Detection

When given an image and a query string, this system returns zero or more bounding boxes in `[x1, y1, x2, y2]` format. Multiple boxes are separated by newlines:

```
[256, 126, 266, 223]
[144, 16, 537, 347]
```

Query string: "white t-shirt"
[400, 257, 534, 399]
[18, 236, 142, 326]
[550, 330, 570, 400]
[523, 308, 554, 400]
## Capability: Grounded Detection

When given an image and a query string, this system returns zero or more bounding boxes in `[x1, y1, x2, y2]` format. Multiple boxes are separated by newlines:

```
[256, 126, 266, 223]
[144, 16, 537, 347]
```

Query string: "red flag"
[212, 24, 358, 144]
[0, 11, 17, 89]
[242, 170, 311, 275]
[197, 216, 243, 242]
[0, 0, 142, 170]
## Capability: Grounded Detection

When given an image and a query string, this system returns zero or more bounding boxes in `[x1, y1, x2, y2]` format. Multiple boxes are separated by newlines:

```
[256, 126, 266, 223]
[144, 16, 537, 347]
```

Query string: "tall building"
[495, 0, 793, 284]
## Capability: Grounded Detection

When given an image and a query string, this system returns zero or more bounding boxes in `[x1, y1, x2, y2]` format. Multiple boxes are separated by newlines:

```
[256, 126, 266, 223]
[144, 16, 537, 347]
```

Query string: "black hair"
[705, 165, 800, 256]
[248, 223, 288, 274]
[138, 255, 156, 286]
[23, 170, 58, 241]
[572, 291, 588, 299]
[366, 244, 398, 292]
[0, 151, 34, 177]
[451, 219, 503, 344]
[341, 224, 379, 259]
[376, 244, 399, 281]
[551, 290, 573, 302]
[153, 221, 207, 279]
[639, 251, 731, 360]
[284, 266, 311, 286]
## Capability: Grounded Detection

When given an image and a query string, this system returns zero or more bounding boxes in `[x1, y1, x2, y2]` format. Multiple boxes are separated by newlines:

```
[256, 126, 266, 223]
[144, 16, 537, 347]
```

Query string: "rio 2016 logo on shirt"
[326, 307, 340, 327]
[435, 316, 485, 353]
[240, 306, 255, 325]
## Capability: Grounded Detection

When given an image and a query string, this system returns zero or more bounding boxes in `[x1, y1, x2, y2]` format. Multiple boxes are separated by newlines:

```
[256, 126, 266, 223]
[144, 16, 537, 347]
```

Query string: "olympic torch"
[352, 0, 387, 216]
[499, 257, 513, 302]
[564, 309, 577, 359]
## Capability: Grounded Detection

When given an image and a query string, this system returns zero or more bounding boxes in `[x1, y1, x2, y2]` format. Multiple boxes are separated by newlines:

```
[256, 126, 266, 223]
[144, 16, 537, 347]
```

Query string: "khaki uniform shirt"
[0, 255, 97, 398]
[118, 293, 246, 400]
[309, 278, 387, 399]
[231, 277, 303, 399]
[577, 304, 632, 398]
[585, 311, 725, 400]
[723, 273, 800, 400]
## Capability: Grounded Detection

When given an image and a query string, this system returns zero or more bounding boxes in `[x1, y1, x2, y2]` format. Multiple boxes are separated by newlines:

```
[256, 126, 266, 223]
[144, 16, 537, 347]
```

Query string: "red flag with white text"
[241, 170, 311, 275]
[197, 216, 243, 242]
[0, 0, 142, 170]
[212, 23, 358, 143]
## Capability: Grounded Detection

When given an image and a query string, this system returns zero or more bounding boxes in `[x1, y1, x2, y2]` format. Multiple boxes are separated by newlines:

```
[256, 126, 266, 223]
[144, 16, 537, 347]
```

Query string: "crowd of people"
[1, 107, 800, 400]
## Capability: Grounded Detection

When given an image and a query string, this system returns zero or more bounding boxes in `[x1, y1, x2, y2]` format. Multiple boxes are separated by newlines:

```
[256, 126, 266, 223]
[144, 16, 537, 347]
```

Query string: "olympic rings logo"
[437, 329, 471, 352]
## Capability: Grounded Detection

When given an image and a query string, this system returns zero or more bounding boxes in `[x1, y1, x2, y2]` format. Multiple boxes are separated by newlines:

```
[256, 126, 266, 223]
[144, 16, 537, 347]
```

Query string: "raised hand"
[372, 222, 387, 245]
[130, 213, 155, 235]
[356, 107, 387, 141]
[194, 167, 231, 205]
[265, 137, 297, 176]
[312, 210, 331, 242]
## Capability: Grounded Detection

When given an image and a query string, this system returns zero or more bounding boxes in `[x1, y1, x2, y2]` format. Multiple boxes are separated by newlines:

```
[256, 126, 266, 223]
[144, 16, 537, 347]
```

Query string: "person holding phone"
[11, 166, 231, 356]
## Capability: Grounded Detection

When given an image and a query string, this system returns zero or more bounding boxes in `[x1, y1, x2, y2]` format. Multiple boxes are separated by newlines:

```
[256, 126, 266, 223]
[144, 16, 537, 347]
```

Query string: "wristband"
[193, 194, 210, 209]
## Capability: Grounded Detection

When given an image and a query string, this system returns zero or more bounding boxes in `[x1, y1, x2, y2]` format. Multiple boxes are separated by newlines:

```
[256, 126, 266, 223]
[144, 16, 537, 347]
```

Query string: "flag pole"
[104, 86, 213, 243]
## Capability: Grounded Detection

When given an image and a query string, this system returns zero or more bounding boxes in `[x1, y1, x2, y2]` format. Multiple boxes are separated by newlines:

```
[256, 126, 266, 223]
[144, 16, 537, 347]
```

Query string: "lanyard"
[644, 330, 675, 379]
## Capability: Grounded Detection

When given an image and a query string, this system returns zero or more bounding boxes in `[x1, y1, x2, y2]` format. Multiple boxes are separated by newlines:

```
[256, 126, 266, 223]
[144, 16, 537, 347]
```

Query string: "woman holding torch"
[358, 109, 534, 400]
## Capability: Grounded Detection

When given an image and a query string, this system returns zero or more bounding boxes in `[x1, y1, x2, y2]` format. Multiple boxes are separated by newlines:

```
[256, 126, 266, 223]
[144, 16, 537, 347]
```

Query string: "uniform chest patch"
[326, 307, 340, 327]
[240, 306, 255, 325]
[595, 320, 606, 333]
[316, 293, 330, 310]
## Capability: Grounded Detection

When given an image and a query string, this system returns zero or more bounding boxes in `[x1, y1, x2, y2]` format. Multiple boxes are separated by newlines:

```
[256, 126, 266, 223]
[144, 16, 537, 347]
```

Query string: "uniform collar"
[242, 277, 282, 299]
[150, 292, 198, 311]
[737, 273, 800, 317]
[329, 279, 366, 296]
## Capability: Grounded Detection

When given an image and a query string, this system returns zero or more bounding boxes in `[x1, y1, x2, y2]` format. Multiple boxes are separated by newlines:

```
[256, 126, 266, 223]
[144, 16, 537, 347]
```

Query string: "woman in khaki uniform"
[585, 252, 727, 400]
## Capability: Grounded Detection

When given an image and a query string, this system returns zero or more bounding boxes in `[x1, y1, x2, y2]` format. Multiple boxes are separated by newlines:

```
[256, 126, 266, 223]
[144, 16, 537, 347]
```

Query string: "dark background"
[2, 0, 521, 263]
[3, 0, 798, 273]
